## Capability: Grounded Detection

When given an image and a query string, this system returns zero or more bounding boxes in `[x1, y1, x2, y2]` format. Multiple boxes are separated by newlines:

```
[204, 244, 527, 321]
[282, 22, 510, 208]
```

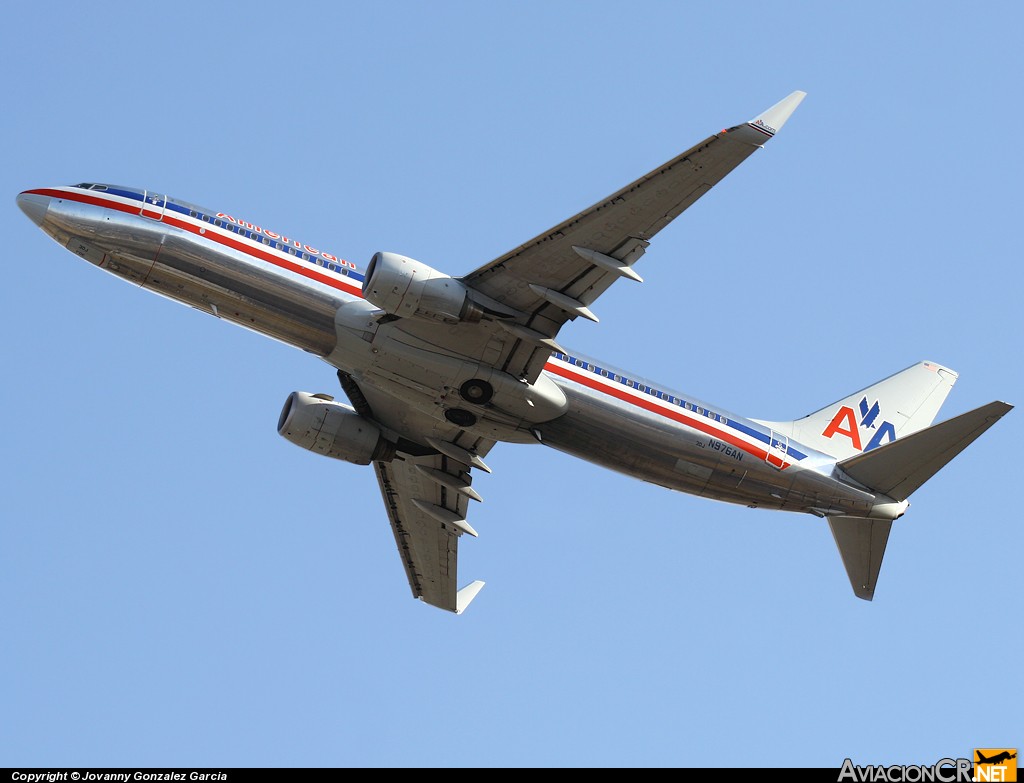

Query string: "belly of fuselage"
[538, 383, 875, 516]
[44, 199, 341, 356]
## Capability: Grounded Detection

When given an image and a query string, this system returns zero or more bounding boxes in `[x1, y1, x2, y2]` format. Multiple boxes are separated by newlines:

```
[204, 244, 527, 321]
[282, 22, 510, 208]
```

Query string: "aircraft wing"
[337, 370, 491, 613]
[377, 92, 805, 385]
[373, 450, 487, 613]
[450, 90, 808, 382]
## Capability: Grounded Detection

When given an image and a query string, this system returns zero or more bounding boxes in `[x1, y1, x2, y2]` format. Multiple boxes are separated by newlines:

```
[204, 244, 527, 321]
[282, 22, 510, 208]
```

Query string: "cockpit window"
[73, 183, 109, 191]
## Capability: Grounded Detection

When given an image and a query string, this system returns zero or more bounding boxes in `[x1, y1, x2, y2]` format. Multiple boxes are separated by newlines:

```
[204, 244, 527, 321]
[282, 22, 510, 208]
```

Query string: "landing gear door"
[140, 190, 168, 221]
[766, 430, 789, 469]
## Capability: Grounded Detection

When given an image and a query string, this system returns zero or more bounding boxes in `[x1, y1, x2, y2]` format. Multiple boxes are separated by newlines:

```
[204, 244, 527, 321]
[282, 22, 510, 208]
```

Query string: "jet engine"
[363, 251, 484, 323]
[277, 392, 394, 464]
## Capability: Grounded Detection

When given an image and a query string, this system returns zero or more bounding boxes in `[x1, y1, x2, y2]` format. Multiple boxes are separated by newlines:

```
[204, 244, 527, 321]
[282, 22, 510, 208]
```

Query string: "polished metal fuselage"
[22, 185, 897, 521]
[36, 192, 342, 355]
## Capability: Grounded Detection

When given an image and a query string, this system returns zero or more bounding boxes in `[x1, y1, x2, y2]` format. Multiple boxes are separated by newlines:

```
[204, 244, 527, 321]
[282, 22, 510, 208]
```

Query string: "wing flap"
[375, 458, 457, 610]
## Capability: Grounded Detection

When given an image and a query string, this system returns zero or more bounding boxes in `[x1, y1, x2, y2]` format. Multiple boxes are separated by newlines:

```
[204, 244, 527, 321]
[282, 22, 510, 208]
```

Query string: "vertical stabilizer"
[757, 361, 958, 460]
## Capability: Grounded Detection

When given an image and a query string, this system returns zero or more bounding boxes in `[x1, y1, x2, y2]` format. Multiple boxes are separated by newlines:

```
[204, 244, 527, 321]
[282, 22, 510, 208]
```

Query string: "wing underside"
[336, 369, 491, 613]
[373, 452, 486, 613]
[381, 92, 807, 387]
[446, 90, 809, 383]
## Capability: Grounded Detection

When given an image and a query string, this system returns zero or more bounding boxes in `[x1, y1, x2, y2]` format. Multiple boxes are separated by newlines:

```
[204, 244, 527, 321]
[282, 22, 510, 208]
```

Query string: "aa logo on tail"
[974, 749, 1017, 782]
[821, 396, 897, 452]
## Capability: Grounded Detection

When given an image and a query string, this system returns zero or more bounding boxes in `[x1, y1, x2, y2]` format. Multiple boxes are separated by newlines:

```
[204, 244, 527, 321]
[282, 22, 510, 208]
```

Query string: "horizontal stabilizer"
[838, 401, 1012, 501]
[828, 516, 893, 601]
[456, 580, 486, 614]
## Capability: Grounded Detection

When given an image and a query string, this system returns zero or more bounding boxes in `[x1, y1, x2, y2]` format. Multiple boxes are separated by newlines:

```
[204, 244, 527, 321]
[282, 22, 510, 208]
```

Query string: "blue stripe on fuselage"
[95, 186, 366, 283]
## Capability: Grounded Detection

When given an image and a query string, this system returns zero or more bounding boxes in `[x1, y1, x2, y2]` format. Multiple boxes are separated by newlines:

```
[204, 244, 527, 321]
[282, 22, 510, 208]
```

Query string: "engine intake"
[363, 251, 483, 323]
[278, 392, 394, 465]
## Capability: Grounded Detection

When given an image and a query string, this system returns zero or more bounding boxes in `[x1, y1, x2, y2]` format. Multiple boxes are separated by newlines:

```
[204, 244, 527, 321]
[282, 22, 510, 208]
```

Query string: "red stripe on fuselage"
[28, 188, 365, 299]
[546, 360, 787, 468]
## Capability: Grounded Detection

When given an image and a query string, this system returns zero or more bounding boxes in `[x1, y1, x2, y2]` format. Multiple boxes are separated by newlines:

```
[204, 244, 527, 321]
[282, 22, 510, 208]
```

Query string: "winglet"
[456, 580, 486, 614]
[746, 90, 807, 139]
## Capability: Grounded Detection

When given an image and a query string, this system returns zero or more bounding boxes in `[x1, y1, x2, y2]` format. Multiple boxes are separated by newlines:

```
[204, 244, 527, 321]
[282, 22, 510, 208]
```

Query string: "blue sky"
[2, 1, 1021, 768]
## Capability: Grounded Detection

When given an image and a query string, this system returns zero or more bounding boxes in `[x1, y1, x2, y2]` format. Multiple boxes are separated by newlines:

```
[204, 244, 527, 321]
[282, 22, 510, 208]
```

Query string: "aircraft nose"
[17, 191, 50, 226]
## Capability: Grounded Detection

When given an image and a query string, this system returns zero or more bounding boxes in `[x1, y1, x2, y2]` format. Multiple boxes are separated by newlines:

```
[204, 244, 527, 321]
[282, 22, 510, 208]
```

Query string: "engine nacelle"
[277, 392, 394, 465]
[363, 251, 483, 323]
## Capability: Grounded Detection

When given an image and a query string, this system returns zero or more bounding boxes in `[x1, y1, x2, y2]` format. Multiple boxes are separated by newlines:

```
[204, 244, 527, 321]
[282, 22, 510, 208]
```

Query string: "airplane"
[976, 752, 1017, 765]
[16, 90, 1013, 614]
